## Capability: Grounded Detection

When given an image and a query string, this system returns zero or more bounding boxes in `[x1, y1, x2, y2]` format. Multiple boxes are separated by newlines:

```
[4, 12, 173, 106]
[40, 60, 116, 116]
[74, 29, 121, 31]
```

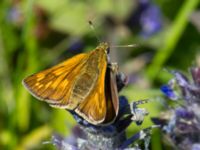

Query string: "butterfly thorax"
[96, 42, 109, 53]
[70, 43, 108, 105]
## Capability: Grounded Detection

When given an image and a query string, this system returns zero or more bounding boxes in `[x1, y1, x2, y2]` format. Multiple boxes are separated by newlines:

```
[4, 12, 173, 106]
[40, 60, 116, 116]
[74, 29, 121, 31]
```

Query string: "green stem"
[146, 0, 199, 81]
[16, 0, 38, 131]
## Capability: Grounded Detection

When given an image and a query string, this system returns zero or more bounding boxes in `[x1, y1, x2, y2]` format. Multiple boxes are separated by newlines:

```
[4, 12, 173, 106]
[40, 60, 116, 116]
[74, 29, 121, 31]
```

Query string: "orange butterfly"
[22, 42, 119, 125]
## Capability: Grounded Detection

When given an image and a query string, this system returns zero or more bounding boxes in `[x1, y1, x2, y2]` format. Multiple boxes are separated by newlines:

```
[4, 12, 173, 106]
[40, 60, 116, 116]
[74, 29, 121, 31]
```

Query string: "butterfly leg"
[107, 62, 118, 73]
[107, 62, 129, 91]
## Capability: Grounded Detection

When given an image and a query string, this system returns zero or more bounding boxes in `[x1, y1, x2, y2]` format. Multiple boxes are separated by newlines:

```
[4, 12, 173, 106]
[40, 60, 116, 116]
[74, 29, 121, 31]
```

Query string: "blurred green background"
[0, 0, 199, 149]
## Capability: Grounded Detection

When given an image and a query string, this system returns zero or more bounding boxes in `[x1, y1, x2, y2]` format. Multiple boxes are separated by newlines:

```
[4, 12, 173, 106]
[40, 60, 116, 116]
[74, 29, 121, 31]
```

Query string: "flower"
[126, 0, 162, 38]
[160, 84, 178, 100]
[52, 96, 155, 150]
[153, 67, 200, 150]
[51, 71, 156, 150]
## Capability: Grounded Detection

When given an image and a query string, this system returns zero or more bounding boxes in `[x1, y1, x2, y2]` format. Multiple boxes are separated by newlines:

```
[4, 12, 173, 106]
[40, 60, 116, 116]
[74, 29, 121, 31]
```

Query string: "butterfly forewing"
[23, 53, 88, 108]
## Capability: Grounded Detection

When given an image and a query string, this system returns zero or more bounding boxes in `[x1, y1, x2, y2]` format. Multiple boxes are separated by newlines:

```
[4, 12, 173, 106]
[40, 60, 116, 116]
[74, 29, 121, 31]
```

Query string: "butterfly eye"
[106, 47, 110, 54]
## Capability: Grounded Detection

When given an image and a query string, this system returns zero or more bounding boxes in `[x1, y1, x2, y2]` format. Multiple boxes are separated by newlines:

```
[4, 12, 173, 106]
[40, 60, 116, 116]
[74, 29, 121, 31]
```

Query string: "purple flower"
[51, 97, 154, 150]
[175, 107, 194, 119]
[126, 0, 162, 38]
[161, 84, 178, 100]
[153, 67, 200, 150]
[7, 6, 23, 26]
[51, 72, 155, 149]
[192, 144, 200, 150]
[191, 67, 200, 86]
[140, 4, 162, 37]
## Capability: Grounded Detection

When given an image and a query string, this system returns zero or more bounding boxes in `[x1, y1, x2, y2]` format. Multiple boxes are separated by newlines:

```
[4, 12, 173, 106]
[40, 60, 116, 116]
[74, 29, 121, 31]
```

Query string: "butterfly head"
[97, 42, 110, 54]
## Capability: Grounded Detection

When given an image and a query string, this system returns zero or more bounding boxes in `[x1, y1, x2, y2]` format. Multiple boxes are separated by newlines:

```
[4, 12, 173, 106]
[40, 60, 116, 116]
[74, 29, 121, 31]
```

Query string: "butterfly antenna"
[88, 20, 101, 43]
[111, 44, 139, 48]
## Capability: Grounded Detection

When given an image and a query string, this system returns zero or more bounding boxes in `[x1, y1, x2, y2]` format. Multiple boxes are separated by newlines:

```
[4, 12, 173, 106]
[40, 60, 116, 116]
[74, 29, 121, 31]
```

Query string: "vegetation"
[0, 0, 199, 149]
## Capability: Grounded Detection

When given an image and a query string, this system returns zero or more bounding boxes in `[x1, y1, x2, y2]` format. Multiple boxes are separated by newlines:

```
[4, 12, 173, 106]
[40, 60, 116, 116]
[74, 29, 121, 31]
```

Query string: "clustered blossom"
[52, 96, 157, 150]
[154, 67, 200, 150]
[51, 72, 157, 150]
[126, 0, 162, 38]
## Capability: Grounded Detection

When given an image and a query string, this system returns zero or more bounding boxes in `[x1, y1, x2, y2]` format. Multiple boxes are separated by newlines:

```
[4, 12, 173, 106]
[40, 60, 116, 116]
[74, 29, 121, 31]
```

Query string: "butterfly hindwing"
[103, 67, 119, 123]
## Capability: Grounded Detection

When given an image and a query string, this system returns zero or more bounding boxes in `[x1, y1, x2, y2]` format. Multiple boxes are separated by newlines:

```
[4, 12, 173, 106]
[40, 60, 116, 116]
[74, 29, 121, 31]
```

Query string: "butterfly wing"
[75, 54, 107, 124]
[103, 67, 119, 124]
[75, 52, 119, 125]
[23, 53, 88, 109]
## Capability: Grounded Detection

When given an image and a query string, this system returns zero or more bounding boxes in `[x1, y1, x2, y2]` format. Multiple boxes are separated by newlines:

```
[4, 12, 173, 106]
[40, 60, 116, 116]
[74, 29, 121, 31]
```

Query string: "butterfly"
[22, 42, 119, 125]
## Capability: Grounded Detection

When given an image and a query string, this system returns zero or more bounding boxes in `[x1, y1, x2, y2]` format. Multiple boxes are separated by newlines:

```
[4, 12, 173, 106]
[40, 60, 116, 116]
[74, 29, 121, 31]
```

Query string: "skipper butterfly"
[22, 42, 119, 125]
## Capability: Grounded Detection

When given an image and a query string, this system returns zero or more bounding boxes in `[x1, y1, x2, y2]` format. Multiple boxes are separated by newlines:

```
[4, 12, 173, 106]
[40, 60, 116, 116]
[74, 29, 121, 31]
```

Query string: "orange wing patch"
[75, 58, 107, 124]
[23, 53, 87, 108]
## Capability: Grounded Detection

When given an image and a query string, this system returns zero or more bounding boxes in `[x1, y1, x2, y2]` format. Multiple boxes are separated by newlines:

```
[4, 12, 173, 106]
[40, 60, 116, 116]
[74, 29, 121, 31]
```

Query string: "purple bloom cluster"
[155, 67, 200, 150]
[126, 0, 162, 38]
[7, 3, 23, 26]
[52, 96, 156, 150]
